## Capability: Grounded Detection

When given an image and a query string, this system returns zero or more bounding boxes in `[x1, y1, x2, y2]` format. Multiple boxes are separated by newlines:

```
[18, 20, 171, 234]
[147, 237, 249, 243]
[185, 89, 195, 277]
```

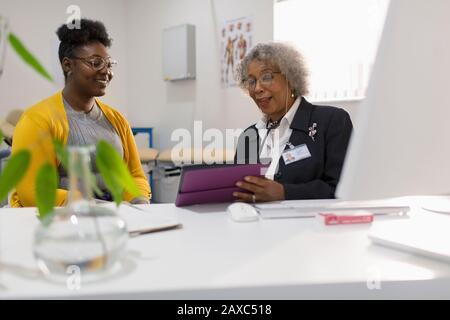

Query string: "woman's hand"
[233, 176, 285, 202]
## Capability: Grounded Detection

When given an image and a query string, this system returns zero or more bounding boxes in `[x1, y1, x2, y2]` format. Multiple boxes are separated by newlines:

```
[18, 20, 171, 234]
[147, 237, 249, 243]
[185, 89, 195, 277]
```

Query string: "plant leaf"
[36, 163, 57, 221]
[96, 140, 141, 204]
[96, 146, 123, 206]
[0, 150, 31, 203]
[89, 172, 104, 197]
[53, 139, 68, 170]
[98, 140, 141, 197]
[8, 32, 54, 82]
[54, 140, 104, 199]
[98, 165, 123, 206]
[39, 209, 58, 228]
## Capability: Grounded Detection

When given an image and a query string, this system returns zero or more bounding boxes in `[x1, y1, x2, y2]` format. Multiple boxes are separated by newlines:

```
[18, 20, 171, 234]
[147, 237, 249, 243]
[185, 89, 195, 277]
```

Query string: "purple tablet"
[175, 164, 268, 206]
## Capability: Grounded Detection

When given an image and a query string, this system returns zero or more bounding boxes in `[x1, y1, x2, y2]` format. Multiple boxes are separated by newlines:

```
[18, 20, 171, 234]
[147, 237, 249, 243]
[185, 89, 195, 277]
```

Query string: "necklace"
[266, 119, 281, 130]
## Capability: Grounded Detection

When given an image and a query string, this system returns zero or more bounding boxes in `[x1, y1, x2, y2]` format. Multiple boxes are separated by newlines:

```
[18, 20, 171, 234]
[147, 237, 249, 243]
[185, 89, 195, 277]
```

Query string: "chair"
[0, 109, 24, 146]
[137, 147, 159, 197]
[152, 147, 235, 203]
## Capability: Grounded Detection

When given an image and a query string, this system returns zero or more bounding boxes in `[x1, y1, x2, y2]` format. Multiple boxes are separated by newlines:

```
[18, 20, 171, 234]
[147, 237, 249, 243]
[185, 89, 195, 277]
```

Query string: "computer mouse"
[227, 202, 260, 222]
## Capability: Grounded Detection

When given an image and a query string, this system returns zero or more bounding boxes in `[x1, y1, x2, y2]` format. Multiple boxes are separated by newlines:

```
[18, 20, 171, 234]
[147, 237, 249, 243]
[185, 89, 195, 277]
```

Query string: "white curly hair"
[235, 41, 309, 97]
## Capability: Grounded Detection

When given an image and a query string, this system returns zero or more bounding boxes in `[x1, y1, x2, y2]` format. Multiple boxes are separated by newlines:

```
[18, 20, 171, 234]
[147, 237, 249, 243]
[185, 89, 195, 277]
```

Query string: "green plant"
[0, 130, 31, 203]
[95, 140, 141, 206]
[37, 139, 142, 222]
[0, 17, 141, 218]
[0, 15, 53, 202]
[0, 128, 142, 223]
[0, 15, 53, 82]
[0, 18, 54, 201]
[0, 14, 54, 205]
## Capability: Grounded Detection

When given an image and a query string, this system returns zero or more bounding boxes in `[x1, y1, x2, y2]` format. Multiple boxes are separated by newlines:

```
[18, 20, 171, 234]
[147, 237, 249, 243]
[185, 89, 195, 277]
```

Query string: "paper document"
[369, 214, 450, 263]
[99, 203, 182, 236]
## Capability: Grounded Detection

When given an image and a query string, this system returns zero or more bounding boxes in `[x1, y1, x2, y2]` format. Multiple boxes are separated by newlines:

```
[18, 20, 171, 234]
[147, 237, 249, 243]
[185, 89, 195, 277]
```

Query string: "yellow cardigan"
[10, 91, 151, 207]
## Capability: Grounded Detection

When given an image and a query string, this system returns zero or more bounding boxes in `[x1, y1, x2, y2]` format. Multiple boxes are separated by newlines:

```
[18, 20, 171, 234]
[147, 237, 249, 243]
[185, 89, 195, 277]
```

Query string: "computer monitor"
[336, 0, 450, 201]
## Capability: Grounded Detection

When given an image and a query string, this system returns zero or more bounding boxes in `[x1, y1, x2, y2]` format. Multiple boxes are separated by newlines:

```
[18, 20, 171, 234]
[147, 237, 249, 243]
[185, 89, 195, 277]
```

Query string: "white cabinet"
[162, 24, 196, 81]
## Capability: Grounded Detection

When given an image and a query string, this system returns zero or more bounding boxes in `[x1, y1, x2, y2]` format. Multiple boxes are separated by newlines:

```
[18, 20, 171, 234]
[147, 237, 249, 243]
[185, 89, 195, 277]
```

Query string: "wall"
[125, 0, 275, 150]
[1, 0, 361, 151]
[125, 0, 361, 150]
[0, 0, 128, 117]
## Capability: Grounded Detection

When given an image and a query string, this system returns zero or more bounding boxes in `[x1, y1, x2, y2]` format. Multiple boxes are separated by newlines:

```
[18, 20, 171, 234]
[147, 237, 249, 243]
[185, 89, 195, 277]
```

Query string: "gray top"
[58, 98, 123, 192]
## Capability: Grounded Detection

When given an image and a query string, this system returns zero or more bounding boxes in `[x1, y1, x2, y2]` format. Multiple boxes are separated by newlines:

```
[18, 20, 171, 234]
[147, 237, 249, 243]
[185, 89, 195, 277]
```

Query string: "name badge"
[282, 144, 311, 165]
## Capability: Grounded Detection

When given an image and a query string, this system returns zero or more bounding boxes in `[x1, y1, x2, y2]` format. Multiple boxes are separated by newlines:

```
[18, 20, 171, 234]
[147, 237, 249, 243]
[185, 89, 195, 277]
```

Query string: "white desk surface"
[1, 196, 450, 299]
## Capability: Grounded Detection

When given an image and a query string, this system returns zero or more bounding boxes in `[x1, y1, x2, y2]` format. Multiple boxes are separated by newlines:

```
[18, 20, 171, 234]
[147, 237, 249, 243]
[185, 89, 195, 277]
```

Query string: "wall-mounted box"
[162, 24, 196, 81]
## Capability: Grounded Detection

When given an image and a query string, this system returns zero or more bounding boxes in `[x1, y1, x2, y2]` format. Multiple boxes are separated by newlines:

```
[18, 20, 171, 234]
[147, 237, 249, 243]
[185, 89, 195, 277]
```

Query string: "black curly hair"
[56, 18, 112, 77]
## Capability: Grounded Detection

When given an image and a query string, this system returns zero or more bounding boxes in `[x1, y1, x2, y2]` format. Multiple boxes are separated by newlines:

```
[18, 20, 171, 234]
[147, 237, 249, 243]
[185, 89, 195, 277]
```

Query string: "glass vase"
[33, 146, 128, 281]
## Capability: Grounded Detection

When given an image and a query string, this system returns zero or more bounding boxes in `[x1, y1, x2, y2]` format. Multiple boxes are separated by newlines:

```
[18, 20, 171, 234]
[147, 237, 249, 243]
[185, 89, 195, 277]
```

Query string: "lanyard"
[259, 120, 281, 156]
[258, 121, 293, 179]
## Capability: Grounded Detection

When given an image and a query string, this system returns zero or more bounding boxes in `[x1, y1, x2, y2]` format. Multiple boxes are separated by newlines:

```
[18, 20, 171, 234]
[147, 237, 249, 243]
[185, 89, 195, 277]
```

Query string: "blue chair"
[0, 147, 11, 169]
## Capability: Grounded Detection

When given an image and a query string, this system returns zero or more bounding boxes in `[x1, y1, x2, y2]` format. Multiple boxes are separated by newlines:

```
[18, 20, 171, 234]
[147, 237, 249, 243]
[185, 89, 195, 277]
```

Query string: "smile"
[95, 79, 109, 85]
[257, 97, 271, 103]
[256, 97, 272, 107]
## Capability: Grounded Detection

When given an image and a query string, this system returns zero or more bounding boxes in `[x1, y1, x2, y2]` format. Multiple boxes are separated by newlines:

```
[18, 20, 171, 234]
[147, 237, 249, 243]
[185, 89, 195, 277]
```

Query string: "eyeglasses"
[72, 55, 117, 71]
[243, 71, 282, 91]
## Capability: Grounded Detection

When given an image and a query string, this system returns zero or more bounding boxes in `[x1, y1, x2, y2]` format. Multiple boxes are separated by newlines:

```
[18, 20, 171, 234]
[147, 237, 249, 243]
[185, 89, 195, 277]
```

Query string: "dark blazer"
[235, 98, 353, 200]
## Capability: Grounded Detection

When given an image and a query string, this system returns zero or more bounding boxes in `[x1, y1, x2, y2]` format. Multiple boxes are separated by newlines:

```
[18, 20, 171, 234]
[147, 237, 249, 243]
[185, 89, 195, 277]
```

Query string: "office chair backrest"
[0, 109, 23, 146]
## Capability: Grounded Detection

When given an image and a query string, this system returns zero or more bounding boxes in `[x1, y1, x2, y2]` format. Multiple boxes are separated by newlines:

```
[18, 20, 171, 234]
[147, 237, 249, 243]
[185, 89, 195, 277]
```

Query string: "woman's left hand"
[233, 176, 285, 202]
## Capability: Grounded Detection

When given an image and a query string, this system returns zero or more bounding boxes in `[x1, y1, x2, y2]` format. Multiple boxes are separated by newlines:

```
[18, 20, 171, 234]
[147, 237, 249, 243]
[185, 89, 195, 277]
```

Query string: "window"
[274, 0, 390, 102]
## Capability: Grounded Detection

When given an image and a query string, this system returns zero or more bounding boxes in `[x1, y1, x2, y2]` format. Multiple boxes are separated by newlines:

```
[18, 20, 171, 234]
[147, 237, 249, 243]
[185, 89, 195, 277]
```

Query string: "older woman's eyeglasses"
[243, 71, 282, 91]
[72, 55, 117, 71]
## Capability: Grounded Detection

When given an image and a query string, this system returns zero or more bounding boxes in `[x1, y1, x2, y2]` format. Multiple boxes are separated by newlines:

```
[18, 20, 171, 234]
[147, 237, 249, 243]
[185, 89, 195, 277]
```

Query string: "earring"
[67, 71, 72, 77]
[291, 92, 295, 98]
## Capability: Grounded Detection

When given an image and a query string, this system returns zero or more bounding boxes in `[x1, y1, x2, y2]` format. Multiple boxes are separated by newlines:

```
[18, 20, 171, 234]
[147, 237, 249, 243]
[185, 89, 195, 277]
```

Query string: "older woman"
[234, 42, 353, 202]
[10, 19, 150, 207]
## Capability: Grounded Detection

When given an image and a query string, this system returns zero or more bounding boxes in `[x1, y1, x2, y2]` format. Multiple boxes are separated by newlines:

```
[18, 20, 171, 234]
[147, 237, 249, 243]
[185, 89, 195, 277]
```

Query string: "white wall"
[316, 99, 360, 121]
[125, 0, 360, 150]
[125, 0, 275, 150]
[1, 0, 360, 150]
[0, 0, 128, 116]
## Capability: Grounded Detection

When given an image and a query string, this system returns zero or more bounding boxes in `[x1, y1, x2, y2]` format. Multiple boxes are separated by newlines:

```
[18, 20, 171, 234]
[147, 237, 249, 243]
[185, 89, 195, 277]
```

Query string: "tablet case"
[175, 163, 267, 206]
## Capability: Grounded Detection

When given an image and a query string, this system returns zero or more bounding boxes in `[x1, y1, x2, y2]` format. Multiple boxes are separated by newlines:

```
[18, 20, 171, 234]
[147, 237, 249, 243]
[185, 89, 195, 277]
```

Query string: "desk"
[1, 197, 450, 299]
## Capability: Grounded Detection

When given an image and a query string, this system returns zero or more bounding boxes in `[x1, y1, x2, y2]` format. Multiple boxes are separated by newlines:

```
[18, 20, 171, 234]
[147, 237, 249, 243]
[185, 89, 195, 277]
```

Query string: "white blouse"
[254, 97, 301, 180]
